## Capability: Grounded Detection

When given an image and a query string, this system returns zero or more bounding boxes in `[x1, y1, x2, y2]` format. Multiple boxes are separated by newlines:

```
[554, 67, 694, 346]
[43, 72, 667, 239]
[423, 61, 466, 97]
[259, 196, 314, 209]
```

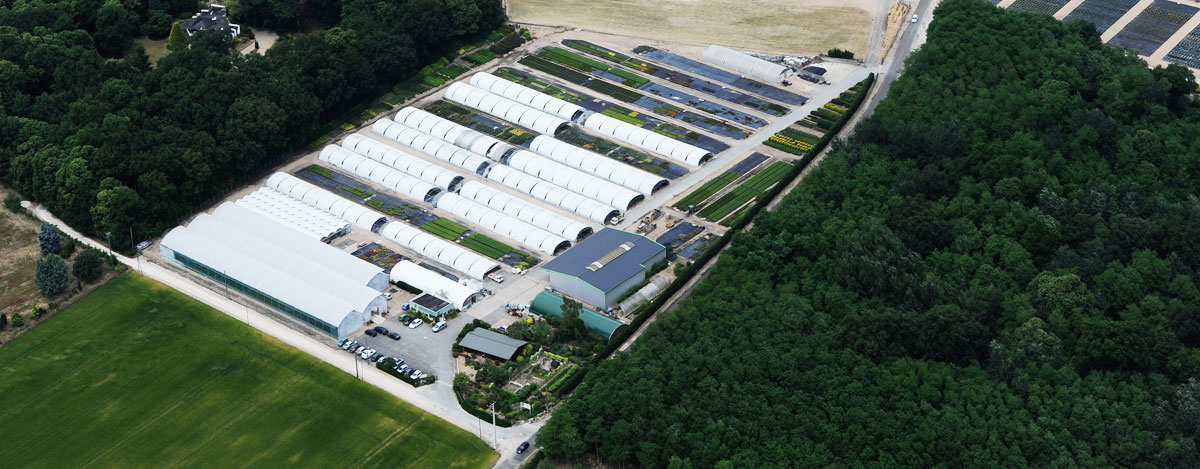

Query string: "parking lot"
[346, 311, 465, 382]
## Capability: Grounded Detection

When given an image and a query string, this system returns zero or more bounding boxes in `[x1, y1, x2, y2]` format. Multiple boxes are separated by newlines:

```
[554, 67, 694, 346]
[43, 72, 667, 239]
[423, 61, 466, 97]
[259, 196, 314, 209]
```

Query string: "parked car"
[399, 316, 413, 326]
[337, 338, 348, 347]
[408, 318, 423, 329]
[388, 331, 401, 340]
[431, 321, 447, 333]
[374, 354, 388, 363]
[374, 326, 389, 335]
[517, 442, 530, 454]
[383, 293, 392, 300]
[911, 14, 918, 23]
[365, 329, 378, 337]
[498, 325, 508, 333]
[393, 358, 405, 367]
[487, 272, 505, 283]
[352, 345, 364, 353]
[411, 370, 423, 379]
[369, 352, 383, 361]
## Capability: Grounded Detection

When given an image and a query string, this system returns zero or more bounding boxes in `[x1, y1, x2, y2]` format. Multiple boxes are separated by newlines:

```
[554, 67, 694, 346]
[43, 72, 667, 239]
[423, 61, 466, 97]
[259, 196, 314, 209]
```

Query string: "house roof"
[459, 329, 528, 360]
[541, 228, 666, 292]
[182, 6, 233, 33]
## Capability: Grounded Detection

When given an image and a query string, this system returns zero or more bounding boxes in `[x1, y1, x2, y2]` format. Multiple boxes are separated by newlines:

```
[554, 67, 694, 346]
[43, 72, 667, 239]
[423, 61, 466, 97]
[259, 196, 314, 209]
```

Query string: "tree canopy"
[0, 0, 504, 251]
[540, 1, 1200, 467]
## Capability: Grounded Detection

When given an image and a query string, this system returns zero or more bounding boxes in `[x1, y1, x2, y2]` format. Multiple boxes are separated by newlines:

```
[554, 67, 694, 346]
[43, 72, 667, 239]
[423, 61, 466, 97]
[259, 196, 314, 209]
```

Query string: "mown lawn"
[0, 273, 496, 468]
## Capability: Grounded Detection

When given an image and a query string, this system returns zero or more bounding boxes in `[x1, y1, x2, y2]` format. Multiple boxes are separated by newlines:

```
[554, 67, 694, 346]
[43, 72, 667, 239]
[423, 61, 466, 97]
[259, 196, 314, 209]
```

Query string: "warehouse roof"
[459, 329, 528, 360]
[541, 228, 665, 292]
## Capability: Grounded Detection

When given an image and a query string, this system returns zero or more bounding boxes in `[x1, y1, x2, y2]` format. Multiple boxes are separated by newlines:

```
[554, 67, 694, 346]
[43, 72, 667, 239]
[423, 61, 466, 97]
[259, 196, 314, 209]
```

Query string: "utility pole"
[490, 402, 497, 447]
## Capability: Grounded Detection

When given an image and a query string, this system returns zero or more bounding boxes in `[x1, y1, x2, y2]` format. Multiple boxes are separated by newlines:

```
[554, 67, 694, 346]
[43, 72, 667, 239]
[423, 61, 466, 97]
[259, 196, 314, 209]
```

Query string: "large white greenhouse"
[318, 146, 442, 203]
[701, 45, 792, 83]
[372, 119, 492, 175]
[583, 113, 713, 166]
[393, 107, 513, 160]
[458, 180, 593, 242]
[375, 118, 621, 225]
[378, 221, 499, 280]
[529, 136, 668, 195]
[266, 173, 390, 232]
[432, 192, 570, 256]
[445, 82, 571, 136]
[341, 134, 464, 191]
[161, 202, 388, 337]
[235, 187, 350, 243]
[468, 72, 585, 122]
[389, 260, 480, 310]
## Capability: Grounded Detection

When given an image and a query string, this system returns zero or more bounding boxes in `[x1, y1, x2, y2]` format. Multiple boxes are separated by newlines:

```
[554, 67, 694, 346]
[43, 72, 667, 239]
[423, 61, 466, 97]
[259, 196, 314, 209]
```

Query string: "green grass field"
[0, 274, 496, 468]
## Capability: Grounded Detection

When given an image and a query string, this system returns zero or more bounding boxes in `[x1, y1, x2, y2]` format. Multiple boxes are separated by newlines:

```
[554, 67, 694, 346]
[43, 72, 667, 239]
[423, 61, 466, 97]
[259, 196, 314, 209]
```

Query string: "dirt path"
[1053, 0, 1088, 19]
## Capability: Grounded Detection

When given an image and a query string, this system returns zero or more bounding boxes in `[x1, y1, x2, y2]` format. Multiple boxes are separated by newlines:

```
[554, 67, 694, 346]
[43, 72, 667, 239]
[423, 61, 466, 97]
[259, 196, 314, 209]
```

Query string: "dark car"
[374, 326, 389, 335]
[388, 331, 401, 340]
[364, 329, 378, 337]
[399, 316, 413, 325]
[516, 442, 530, 454]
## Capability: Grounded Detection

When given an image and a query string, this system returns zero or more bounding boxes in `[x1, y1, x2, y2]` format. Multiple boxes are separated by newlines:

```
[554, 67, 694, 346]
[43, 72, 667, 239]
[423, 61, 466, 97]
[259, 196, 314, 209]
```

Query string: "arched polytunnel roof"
[432, 192, 570, 256]
[445, 82, 570, 136]
[458, 180, 592, 242]
[393, 107, 513, 160]
[469, 72, 585, 122]
[378, 221, 498, 280]
[483, 164, 619, 224]
[318, 146, 440, 202]
[235, 187, 349, 243]
[389, 260, 480, 310]
[528, 136, 668, 195]
[372, 119, 491, 174]
[583, 114, 712, 166]
[341, 134, 463, 191]
[701, 45, 792, 83]
[505, 149, 643, 210]
[265, 172, 389, 233]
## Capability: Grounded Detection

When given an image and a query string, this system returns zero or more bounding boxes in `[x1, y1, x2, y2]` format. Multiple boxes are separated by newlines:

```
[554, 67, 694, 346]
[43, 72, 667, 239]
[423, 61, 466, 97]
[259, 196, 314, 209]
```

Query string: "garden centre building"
[160, 202, 388, 338]
[540, 228, 667, 309]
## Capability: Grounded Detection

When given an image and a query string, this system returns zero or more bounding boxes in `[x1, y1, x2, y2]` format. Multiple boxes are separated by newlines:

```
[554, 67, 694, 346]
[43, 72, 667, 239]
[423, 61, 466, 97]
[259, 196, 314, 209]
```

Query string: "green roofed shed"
[531, 291, 628, 342]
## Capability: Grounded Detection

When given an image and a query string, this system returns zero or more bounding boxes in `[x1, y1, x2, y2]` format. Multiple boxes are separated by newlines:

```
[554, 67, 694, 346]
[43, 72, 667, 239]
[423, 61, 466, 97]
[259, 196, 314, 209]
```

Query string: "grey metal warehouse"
[540, 228, 667, 309]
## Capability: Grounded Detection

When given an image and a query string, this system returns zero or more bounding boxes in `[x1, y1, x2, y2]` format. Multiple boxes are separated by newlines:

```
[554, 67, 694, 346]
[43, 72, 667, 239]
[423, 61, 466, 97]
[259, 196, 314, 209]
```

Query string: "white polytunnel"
[458, 180, 593, 242]
[341, 134, 464, 191]
[468, 72, 585, 122]
[504, 149, 643, 210]
[393, 107, 514, 160]
[445, 82, 571, 136]
[482, 164, 620, 224]
[528, 136, 668, 195]
[372, 119, 492, 175]
[265, 172, 390, 232]
[318, 146, 441, 202]
[701, 44, 793, 84]
[432, 192, 570, 255]
[389, 260, 480, 310]
[583, 113, 713, 166]
[378, 119, 622, 225]
[378, 221, 499, 280]
[235, 187, 350, 243]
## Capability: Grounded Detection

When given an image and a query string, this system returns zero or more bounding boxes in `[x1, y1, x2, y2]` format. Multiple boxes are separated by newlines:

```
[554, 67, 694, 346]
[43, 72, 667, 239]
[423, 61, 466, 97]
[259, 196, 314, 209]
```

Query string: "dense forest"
[0, 0, 503, 248]
[539, 1, 1200, 467]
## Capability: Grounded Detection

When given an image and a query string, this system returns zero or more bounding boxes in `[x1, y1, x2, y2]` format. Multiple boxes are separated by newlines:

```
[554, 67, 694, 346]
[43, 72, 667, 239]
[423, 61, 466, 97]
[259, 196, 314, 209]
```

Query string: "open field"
[508, 0, 874, 56]
[0, 189, 39, 317]
[0, 273, 497, 468]
[132, 37, 170, 65]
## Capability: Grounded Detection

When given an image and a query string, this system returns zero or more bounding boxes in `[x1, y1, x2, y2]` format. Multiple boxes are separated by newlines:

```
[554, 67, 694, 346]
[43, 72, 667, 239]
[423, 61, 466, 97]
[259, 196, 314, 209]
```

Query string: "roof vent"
[585, 242, 635, 271]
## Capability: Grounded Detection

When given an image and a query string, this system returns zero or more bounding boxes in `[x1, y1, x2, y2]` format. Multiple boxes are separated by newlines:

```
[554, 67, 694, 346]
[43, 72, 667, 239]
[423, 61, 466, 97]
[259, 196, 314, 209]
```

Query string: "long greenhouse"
[529, 136, 668, 195]
[468, 72, 586, 122]
[583, 113, 713, 166]
[160, 202, 388, 337]
[266, 173, 389, 232]
[701, 45, 792, 83]
[445, 82, 571, 136]
[341, 134, 464, 191]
